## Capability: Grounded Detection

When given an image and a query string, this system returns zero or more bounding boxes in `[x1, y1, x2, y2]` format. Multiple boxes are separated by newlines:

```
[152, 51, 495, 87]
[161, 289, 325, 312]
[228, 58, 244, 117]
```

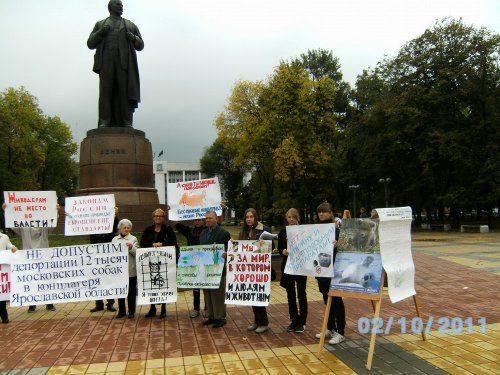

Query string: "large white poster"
[284, 224, 336, 277]
[376, 206, 415, 302]
[136, 247, 177, 305]
[167, 177, 222, 220]
[3, 191, 58, 228]
[9, 243, 129, 306]
[225, 240, 272, 306]
[64, 194, 115, 236]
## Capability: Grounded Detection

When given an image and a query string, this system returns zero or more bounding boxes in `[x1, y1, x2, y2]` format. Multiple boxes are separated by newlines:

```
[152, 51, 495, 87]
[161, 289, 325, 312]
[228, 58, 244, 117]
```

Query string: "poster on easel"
[376, 206, 415, 303]
[331, 219, 383, 294]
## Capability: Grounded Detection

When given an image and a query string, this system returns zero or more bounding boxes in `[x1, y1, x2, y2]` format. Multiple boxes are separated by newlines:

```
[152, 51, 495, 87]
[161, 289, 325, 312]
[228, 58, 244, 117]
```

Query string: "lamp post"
[348, 184, 360, 218]
[379, 178, 391, 207]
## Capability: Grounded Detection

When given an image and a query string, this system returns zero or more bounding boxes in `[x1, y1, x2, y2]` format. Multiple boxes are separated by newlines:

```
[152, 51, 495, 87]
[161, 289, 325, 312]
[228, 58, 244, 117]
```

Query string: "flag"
[158, 150, 164, 157]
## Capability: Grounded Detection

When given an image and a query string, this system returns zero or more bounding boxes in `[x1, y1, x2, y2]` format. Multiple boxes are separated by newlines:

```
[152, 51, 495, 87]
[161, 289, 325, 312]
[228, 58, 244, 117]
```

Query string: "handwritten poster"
[167, 177, 222, 220]
[225, 240, 272, 306]
[3, 191, 58, 228]
[0, 251, 12, 301]
[64, 194, 115, 236]
[9, 243, 128, 306]
[376, 207, 415, 302]
[176, 244, 224, 288]
[136, 247, 177, 305]
[284, 224, 336, 277]
[331, 218, 383, 294]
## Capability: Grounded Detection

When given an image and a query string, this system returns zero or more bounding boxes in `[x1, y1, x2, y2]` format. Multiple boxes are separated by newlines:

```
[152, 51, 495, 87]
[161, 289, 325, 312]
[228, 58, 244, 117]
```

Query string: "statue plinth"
[78, 127, 160, 231]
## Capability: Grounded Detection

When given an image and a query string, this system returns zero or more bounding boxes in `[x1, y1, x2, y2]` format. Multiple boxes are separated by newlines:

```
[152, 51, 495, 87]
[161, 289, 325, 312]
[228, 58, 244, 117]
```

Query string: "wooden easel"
[317, 271, 426, 370]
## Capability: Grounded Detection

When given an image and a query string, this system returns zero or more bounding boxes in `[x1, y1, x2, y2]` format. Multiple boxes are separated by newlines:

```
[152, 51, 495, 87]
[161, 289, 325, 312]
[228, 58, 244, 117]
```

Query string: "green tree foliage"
[349, 19, 500, 224]
[200, 138, 247, 224]
[212, 49, 351, 222]
[0, 87, 78, 199]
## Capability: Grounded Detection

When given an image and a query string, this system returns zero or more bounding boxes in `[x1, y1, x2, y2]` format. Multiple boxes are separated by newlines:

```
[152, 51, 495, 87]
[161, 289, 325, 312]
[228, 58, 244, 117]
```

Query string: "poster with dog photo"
[331, 219, 383, 294]
[167, 177, 222, 221]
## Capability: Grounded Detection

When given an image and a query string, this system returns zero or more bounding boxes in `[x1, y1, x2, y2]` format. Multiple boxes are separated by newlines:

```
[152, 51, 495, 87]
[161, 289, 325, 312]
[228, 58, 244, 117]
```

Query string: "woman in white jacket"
[112, 219, 139, 319]
[0, 233, 17, 323]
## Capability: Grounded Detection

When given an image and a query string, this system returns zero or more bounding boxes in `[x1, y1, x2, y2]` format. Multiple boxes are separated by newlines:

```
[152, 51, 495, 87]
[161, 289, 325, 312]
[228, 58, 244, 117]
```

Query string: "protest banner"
[9, 243, 128, 306]
[331, 218, 383, 294]
[284, 224, 336, 277]
[225, 240, 272, 306]
[64, 194, 115, 236]
[0, 263, 11, 302]
[177, 244, 224, 288]
[136, 247, 177, 305]
[376, 207, 415, 302]
[3, 191, 58, 228]
[167, 177, 222, 220]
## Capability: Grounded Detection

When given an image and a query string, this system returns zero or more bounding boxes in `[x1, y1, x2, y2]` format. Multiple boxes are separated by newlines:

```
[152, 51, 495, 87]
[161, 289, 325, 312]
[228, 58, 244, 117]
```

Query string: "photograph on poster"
[332, 253, 383, 293]
[337, 218, 380, 253]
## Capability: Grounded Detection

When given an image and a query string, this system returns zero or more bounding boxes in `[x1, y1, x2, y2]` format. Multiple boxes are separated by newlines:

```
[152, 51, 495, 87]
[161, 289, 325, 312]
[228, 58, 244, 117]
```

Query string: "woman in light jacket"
[113, 219, 139, 319]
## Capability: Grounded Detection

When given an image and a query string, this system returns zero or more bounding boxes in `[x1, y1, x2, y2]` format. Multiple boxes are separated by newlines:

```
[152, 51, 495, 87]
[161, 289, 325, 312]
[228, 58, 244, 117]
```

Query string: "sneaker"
[190, 310, 200, 318]
[255, 325, 269, 333]
[328, 332, 345, 345]
[294, 325, 306, 333]
[247, 323, 258, 331]
[315, 329, 333, 339]
[28, 306, 36, 313]
[46, 305, 56, 311]
[286, 322, 296, 332]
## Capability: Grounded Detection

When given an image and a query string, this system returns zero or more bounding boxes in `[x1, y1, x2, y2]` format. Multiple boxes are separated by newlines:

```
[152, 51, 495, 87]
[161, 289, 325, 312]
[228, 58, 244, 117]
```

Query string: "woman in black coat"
[140, 208, 178, 318]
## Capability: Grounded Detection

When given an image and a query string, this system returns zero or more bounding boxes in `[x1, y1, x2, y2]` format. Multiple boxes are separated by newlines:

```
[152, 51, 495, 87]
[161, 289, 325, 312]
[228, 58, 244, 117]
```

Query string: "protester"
[0, 232, 17, 323]
[174, 217, 206, 318]
[89, 206, 119, 313]
[2, 203, 57, 313]
[199, 211, 230, 328]
[140, 208, 178, 318]
[237, 208, 273, 333]
[113, 219, 138, 319]
[278, 208, 308, 333]
[315, 202, 346, 344]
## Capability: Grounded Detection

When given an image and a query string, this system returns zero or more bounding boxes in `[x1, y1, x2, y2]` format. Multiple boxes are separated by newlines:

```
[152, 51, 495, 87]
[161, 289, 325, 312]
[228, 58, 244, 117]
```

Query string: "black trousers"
[193, 289, 200, 311]
[252, 306, 268, 326]
[0, 301, 8, 322]
[118, 276, 137, 315]
[285, 275, 308, 326]
[317, 277, 346, 335]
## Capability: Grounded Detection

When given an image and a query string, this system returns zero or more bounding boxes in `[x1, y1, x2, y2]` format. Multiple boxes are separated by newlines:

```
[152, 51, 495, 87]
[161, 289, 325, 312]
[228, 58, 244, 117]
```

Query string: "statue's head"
[108, 0, 123, 16]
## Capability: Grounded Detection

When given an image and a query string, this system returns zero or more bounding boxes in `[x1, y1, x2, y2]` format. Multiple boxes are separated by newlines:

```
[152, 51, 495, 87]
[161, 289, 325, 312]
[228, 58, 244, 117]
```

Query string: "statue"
[87, 0, 144, 128]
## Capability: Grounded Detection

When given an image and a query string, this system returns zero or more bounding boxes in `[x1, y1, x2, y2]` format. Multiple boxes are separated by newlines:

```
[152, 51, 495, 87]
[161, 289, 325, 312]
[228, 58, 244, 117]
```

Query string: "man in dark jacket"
[175, 218, 205, 318]
[199, 211, 230, 328]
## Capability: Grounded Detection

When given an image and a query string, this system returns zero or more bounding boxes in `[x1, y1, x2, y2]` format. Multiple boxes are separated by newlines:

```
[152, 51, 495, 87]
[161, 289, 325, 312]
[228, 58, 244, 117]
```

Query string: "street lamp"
[379, 178, 391, 207]
[348, 185, 360, 218]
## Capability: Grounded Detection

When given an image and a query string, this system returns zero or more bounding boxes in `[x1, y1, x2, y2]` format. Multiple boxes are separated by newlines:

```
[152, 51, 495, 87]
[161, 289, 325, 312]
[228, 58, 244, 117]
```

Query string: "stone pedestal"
[78, 127, 160, 231]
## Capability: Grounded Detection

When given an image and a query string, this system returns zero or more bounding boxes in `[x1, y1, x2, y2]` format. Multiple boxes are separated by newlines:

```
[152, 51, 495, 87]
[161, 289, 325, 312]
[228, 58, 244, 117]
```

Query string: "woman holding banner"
[113, 219, 139, 319]
[0, 232, 17, 323]
[140, 208, 178, 318]
[315, 202, 346, 344]
[238, 208, 273, 334]
[278, 208, 308, 333]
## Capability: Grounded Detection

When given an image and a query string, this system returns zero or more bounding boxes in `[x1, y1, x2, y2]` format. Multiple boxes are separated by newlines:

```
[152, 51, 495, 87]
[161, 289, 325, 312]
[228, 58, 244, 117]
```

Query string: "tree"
[0, 87, 79, 199]
[349, 19, 500, 226]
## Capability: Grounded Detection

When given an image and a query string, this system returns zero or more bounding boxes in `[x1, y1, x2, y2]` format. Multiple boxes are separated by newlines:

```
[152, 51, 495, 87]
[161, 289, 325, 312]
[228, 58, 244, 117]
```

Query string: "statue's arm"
[126, 22, 144, 51]
[87, 21, 108, 49]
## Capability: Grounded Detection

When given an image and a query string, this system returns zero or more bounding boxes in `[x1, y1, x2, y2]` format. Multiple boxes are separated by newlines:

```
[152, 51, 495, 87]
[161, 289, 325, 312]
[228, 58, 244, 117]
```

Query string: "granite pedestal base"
[77, 127, 160, 231]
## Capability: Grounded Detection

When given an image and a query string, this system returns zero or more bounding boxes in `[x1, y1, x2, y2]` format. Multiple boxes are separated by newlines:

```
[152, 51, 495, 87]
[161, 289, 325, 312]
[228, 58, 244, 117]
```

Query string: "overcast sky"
[1, 0, 498, 163]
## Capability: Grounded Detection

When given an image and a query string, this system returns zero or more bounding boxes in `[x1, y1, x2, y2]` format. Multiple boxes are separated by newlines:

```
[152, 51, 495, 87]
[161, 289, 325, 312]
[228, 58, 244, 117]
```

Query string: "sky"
[1, 0, 499, 163]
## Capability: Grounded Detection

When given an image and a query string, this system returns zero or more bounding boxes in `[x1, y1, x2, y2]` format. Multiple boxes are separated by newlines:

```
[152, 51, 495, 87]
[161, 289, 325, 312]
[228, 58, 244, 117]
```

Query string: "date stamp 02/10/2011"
[357, 316, 487, 335]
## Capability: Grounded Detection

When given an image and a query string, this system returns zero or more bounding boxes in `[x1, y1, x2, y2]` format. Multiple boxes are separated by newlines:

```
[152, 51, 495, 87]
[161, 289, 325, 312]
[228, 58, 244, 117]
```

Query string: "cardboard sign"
[64, 194, 115, 236]
[176, 244, 224, 288]
[3, 191, 58, 228]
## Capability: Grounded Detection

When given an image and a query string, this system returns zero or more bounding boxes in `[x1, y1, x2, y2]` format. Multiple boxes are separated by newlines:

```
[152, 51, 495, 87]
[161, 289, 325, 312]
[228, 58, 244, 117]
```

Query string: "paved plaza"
[1, 231, 499, 374]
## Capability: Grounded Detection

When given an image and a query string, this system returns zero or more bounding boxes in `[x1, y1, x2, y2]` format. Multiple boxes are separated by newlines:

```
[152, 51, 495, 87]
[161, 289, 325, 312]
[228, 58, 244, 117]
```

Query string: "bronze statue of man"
[87, 0, 144, 128]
